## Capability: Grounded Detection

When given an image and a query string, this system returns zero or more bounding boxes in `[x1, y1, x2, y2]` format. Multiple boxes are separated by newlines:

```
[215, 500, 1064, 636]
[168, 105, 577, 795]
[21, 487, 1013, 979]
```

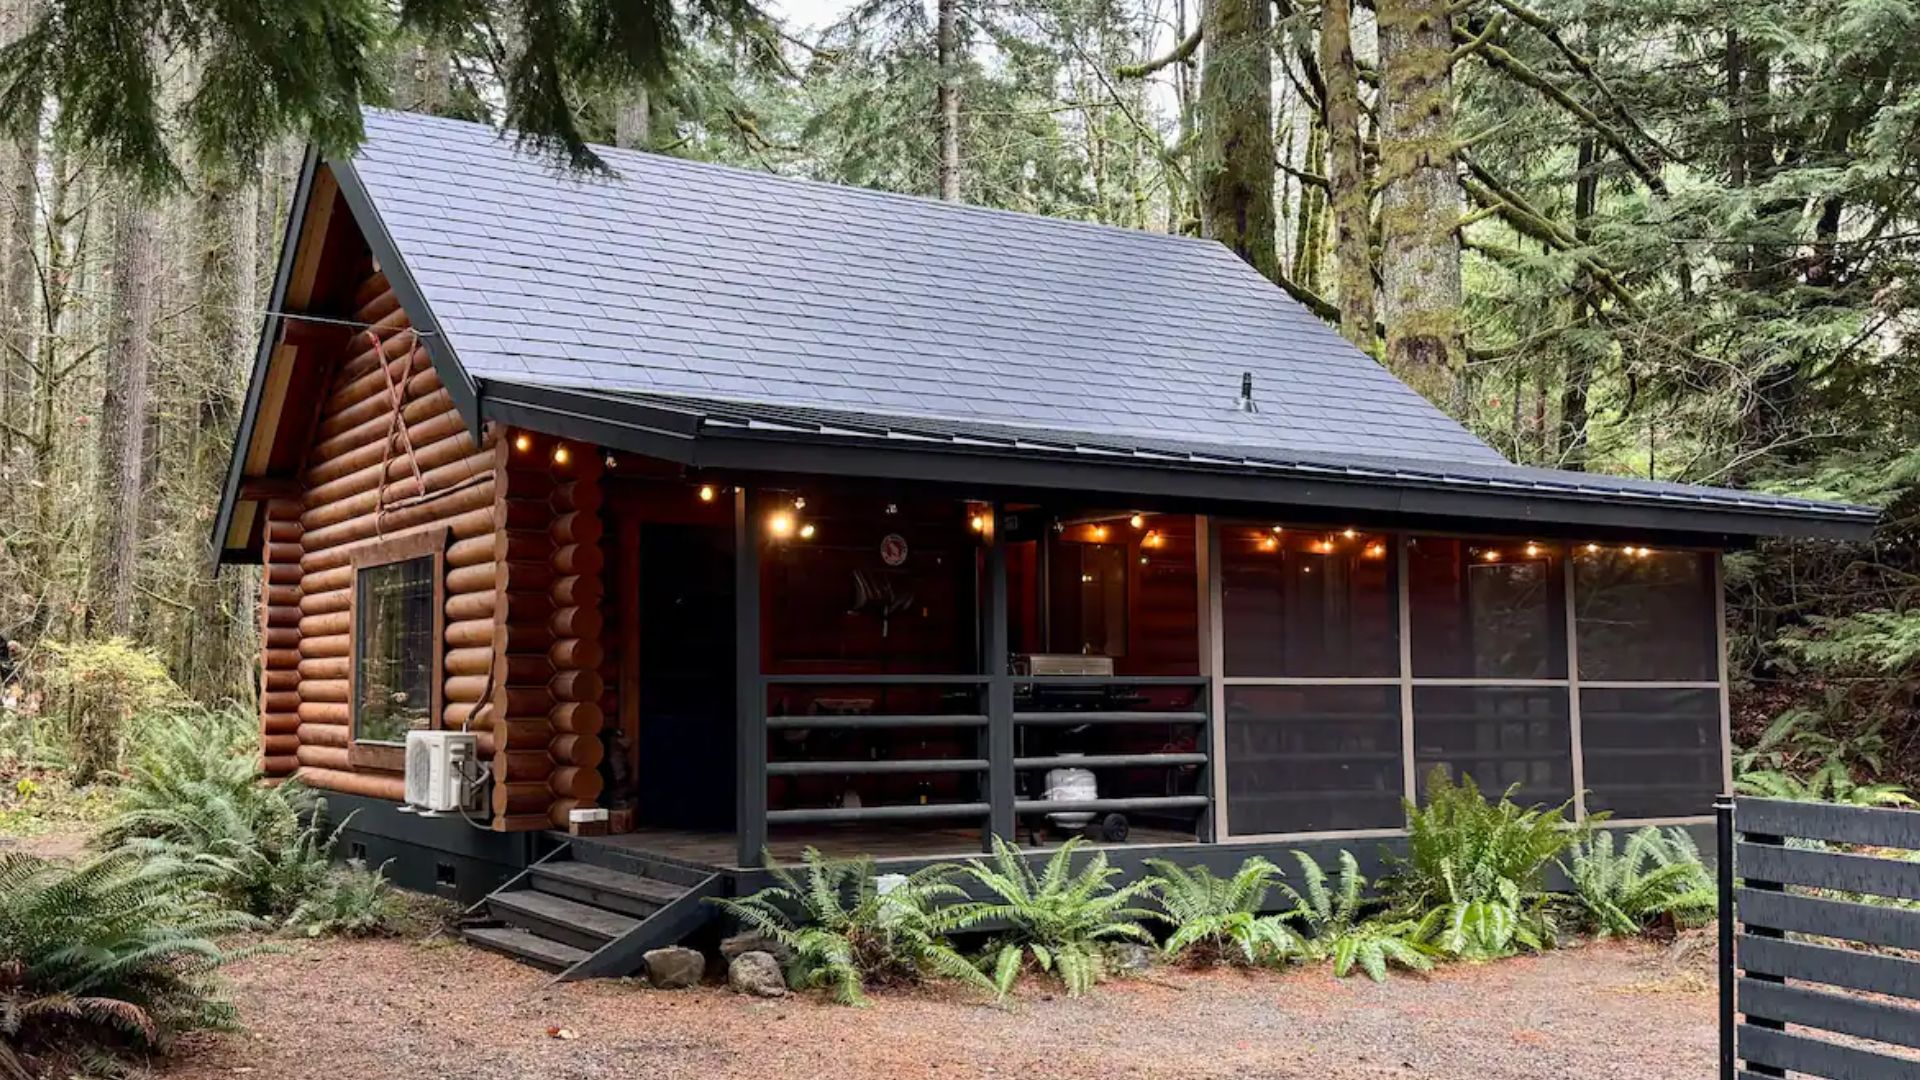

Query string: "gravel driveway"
[163, 936, 1713, 1080]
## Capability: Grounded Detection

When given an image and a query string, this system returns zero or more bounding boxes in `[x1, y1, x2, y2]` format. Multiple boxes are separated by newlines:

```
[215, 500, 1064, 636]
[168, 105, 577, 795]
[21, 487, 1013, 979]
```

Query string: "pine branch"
[1483, 0, 1679, 165]
[1451, 12, 1508, 63]
[1455, 26, 1668, 195]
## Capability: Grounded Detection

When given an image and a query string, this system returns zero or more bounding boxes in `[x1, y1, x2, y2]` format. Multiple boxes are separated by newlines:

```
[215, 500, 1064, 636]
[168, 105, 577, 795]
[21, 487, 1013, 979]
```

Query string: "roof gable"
[347, 109, 1503, 466]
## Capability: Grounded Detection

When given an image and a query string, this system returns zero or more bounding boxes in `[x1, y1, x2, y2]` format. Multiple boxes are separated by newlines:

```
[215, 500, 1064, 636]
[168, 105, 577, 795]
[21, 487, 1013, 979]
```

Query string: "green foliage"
[32, 637, 185, 782]
[951, 838, 1160, 998]
[285, 861, 408, 939]
[712, 848, 991, 1005]
[1387, 769, 1574, 961]
[104, 709, 343, 920]
[0, 0, 773, 190]
[1734, 704, 1914, 806]
[1277, 850, 1434, 982]
[1146, 856, 1300, 966]
[0, 851, 252, 1070]
[1561, 828, 1715, 937]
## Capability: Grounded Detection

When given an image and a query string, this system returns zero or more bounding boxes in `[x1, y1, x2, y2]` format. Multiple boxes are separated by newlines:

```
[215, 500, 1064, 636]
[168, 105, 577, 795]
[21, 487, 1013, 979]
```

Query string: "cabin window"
[1407, 537, 1566, 679]
[354, 554, 436, 745]
[1573, 548, 1716, 681]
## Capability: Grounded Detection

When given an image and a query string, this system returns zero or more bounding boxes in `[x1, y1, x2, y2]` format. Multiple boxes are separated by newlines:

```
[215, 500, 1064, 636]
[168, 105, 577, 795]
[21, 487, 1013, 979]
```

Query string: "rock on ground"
[644, 946, 706, 989]
[727, 951, 788, 998]
[721, 932, 792, 964]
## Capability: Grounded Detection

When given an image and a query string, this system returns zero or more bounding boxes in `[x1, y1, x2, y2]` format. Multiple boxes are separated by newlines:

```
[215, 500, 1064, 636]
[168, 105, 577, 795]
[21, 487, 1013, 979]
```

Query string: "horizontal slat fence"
[1724, 795, 1920, 1080]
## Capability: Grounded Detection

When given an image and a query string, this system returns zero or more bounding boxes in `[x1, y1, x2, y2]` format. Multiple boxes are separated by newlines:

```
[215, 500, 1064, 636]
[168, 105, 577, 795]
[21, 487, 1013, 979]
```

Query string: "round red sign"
[880, 533, 909, 566]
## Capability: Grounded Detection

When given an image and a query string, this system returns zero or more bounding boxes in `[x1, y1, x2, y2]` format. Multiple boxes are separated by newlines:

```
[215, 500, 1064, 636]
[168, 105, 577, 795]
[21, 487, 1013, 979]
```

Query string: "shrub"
[1561, 827, 1714, 937]
[33, 638, 185, 782]
[1277, 850, 1433, 981]
[1386, 769, 1576, 960]
[286, 861, 408, 938]
[0, 851, 252, 1074]
[952, 837, 1160, 998]
[712, 848, 990, 1005]
[1146, 856, 1300, 966]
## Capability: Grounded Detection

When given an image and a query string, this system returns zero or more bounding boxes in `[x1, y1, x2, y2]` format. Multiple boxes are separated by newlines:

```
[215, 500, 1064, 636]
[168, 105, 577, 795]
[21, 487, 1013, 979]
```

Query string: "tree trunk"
[614, 85, 651, 150]
[1377, 0, 1463, 406]
[1321, 0, 1375, 352]
[936, 0, 962, 201]
[89, 188, 158, 638]
[1559, 136, 1598, 469]
[1196, 0, 1276, 279]
[0, 0, 40, 451]
[183, 166, 258, 698]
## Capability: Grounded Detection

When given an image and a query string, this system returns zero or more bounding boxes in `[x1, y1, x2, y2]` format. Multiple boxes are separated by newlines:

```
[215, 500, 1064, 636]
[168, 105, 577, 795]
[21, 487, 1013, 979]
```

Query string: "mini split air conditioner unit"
[404, 731, 481, 814]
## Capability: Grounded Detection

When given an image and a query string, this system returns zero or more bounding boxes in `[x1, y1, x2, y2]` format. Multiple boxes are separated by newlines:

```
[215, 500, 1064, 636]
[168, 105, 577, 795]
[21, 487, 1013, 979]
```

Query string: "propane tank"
[1043, 752, 1097, 830]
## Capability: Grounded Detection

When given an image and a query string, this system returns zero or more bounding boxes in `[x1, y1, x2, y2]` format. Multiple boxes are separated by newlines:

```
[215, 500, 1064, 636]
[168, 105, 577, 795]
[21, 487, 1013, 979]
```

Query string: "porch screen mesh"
[1579, 687, 1722, 819]
[1223, 685, 1403, 835]
[1412, 687, 1574, 809]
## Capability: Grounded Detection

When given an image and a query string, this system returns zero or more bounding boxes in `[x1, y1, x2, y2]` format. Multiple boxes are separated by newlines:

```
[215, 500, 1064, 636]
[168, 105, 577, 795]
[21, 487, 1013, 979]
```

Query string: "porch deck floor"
[579, 823, 1198, 870]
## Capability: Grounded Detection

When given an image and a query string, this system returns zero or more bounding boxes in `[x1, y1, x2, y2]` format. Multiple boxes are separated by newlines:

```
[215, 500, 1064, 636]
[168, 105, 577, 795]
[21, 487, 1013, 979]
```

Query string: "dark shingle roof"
[349, 110, 1502, 465]
[330, 110, 1875, 540]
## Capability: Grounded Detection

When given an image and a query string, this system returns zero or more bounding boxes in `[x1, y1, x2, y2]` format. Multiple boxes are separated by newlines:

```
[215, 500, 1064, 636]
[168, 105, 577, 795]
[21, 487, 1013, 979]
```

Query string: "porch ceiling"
[479, 381, 1877, 543]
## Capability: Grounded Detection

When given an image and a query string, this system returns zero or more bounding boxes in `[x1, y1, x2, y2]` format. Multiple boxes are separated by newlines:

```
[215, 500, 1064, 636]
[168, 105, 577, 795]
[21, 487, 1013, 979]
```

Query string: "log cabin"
[213, 109, 1876, 974]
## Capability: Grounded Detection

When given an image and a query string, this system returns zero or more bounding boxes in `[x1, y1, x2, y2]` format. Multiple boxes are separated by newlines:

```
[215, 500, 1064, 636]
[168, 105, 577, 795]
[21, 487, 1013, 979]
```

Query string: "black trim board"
[481, 382, 1872, 542]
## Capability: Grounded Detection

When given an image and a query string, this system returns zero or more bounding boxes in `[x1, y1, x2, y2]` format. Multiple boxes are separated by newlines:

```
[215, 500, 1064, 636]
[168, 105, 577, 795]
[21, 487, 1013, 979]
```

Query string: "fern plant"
[712, 848, 990, 1005]
[1560, 827, 1714, 937]
[950, 837, 1161, 997]
[1386, 769, 1575, 961]
[1277, 850, 1433, 981]
[286, 860, 406, 938]
[115, 787, 345, 921]
[1146, 856, 1300, 966]
[0, 851, 253, 1072]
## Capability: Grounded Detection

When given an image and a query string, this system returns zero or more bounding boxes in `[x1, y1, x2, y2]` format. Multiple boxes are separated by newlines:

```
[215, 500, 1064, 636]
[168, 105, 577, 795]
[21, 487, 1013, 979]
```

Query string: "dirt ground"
[161, 935, 1714, 1080]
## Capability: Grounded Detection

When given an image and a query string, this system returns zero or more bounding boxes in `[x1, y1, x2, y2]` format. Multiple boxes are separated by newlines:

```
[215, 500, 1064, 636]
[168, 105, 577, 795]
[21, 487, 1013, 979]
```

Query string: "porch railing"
[743, 673, 1214, 860]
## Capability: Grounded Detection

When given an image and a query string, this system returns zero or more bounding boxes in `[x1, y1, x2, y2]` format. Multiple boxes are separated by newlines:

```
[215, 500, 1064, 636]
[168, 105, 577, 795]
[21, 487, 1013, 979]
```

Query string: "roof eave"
[480, 382, 1877, 543]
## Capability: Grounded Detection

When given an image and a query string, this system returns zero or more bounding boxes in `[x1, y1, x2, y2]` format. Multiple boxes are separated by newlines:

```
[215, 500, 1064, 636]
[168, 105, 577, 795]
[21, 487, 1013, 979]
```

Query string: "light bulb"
[513, 433, 532, 453]
[1129, 513, 1145, 529]
[698, 484, 716, 502]
[551, 444, 570, 465]
[798, 523, 816, 540]
[969, 514, 986, 532]
[1524, 542, 1540, 558]
[768, 511, 795, 538]
[1342, 528, 1358, 540]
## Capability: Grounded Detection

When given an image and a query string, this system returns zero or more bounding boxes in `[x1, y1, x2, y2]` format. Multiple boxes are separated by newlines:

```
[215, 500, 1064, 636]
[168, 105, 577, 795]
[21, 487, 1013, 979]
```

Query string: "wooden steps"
[461, 850, 724, 978]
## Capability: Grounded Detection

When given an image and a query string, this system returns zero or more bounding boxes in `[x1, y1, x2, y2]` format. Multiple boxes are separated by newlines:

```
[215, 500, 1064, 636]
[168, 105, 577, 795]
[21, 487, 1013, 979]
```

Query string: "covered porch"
[591, 463, 1735, 870]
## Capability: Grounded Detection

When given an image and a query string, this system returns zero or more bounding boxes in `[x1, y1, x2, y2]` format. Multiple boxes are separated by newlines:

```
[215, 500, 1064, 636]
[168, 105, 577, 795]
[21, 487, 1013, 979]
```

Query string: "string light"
[551, 444, 571, 466]
[1143, 530, 1163, 549]
[969, 513, 987, 532]
[1364, 543, 1386, 559]
[698, 484, 717, 503]
[513, 432, 532, 453]
[1258, 534, 1280, 552]
[1270, 525, 1285, 533]
[603, 454, 618, 470]
[1584, 543, 1600, 554]
[798, 523, 816, 540]
[1129, 513, 1145, 529]
[767, 511, 796, 538]
[1523, 542, 1540, 558]
[1481, 549, 1502, 562]
[1315, 539, 1335, 554]
[1092, 525, 1109, 541]
[793, 496, 806, 510]
[1341, 528, 1358, 540]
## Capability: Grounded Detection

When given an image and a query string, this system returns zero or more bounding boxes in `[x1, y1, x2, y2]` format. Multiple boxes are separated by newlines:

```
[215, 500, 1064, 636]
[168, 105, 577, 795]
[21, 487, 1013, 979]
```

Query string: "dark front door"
[637, 522, 736, 830]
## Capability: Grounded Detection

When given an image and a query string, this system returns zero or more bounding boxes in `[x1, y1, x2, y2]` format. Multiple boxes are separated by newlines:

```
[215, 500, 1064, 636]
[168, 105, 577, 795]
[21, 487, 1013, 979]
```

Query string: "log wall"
[263, 267, 604, 829]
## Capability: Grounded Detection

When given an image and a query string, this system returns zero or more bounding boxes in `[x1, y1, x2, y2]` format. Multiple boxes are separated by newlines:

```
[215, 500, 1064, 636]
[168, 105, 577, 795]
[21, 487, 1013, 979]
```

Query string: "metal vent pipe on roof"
[1237, 372, 1257, 413]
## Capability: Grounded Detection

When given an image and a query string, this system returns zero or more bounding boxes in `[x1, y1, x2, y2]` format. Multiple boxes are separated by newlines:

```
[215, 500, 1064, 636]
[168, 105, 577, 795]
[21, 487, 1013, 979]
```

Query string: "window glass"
[1408, 537, 1566, 679]
[1221, 526, 1397, 677]
[1049, 541, 1130, 657]
[354, 556, 435, 744]
[1573, 548, 1717, 681]
[1412, 687, 1573, 808]
[1580, 687, 1722, 818]
[1224, 685, 1403, 834]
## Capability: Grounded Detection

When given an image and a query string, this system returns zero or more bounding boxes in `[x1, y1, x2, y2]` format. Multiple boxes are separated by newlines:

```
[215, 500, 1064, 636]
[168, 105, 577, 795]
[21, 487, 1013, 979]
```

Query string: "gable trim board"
[213, 111, 1877, 565]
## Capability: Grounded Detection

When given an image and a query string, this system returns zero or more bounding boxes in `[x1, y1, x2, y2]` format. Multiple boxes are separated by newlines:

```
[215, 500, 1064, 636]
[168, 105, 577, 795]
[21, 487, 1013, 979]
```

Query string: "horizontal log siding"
[277, 270, 519, 820]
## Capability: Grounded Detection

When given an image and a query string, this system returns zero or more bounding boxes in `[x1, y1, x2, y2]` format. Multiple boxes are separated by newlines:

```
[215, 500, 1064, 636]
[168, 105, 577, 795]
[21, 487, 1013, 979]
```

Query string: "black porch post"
[735, 487, 767, 867]
[985, 504, 1015, 845]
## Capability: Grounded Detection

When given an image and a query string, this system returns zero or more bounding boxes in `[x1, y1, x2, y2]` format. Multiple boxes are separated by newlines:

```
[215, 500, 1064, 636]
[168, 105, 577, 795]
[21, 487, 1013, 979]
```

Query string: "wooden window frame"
[347, 527, 448, 772]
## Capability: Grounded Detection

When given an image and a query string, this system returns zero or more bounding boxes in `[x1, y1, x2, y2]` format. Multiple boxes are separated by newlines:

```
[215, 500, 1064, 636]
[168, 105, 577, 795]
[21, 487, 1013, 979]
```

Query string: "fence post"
[1715, 795, 1735, 1080]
